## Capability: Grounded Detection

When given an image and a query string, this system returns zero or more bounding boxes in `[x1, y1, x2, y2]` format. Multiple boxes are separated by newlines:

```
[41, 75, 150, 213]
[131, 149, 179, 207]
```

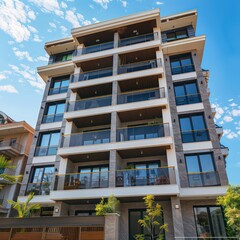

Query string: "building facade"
[0, 111, 34, 217]
[15, 9, 229, 239]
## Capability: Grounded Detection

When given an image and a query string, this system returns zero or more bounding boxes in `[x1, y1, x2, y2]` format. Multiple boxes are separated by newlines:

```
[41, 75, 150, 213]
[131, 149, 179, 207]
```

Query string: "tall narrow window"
[49, 76, 69, 95]
[35, 131, 60, 156]
[194, 206, 226, 238]
[170, 53, 194, 75]
[42, 102, 65, 123]
[179, 114, 209, 143]
[174, 81, 201, 105]
[185, 153, 219, 187]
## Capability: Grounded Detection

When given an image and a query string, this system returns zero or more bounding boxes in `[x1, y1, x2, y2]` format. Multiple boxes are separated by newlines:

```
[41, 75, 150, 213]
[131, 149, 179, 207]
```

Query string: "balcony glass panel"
[54, 171, 109, 190]
[49, 86, 68, 95]
[34, 146, 58, 156]
[118, 59, 161, 74]
[116, 167, 175, 187]
[118, 88, 165, 104]
[175, 93, 201, 105]
[117, 124, 169, 142]
[61, 129, 111, 147]
[25, 182, 51, 195]
[68, 96, 112, 112]
[0, 140, 22, 152]
[181, 129, 209, 143]
[188, 171, 220, 187]
[119, 33, 155, 47]
[42, 113, 63, 123]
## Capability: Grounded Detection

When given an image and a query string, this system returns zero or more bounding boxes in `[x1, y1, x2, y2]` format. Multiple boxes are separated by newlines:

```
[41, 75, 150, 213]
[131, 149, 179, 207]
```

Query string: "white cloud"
[12, 47, 33, 62]
[33, 34, 42, 42]
[0, 85, 18, 93]
[0, 74, 7, 80]
[121, 0, 127, 7]
[156, 1, 164, 4]
[0, 0, 32, 42]
[212, 103, 224, 120]
[83, 20, 91, 26]
[223, 129, 238, 139]
[60, 25, 68, 34]
[49, 22, 57, 28]
[232, 109, 240, 117]
[93, 0, 112, 9]
[28, 25, 38, 33]
[36, 55, 48, 62]
[92, 17, 99, 23]
[61, 1, 68, 8]
[223, 115, 233, 122]
[230, 102, 237, 107]
[228, 98, 234, 102]
[27, 10, 36, 20]
[65, 10, 80, 28]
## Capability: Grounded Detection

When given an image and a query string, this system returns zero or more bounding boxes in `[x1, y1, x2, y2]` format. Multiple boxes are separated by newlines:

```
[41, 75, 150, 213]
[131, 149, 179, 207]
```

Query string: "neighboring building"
[10, 9, 229, 239]
[0, 111, 34, 217]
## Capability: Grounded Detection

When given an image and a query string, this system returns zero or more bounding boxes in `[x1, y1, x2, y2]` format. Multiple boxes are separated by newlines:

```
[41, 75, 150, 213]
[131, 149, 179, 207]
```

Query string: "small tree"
[217, 185, 240, 238]
[135, 195, 168, 240]
[95, 195, 119, 216]
[0, 155, 22, 190]
[7, 192, 41, 218]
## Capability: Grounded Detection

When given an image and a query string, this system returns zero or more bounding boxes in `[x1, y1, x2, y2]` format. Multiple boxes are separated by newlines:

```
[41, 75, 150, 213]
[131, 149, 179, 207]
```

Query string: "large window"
[174, 81, 201, 106]
[0, 115, 4, 124]
[170, 53, 194, 75]
[179, 114, 209, 143]
[35, 131, 60, 156]
[166, 28, 188, 42]
[129, 209, 164, 240]
[26, 165, 54, 195]
[49, 76, 69, 95]
[194, 206, 226, 238]
[185, 153, 219, 187]
[53, 51, 73, 63]
[42, 102, 65, 123]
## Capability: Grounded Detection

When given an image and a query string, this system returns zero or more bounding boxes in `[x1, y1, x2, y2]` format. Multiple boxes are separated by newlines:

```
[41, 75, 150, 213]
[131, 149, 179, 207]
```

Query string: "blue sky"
[0, 0, 239, 184]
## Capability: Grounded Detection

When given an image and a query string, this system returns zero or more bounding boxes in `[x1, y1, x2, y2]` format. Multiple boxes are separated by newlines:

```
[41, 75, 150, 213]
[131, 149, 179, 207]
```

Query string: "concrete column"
[104, 213, 120, 240]
[153, 27, 161, 43]
[114, 32, 119, 48]
[76, 43, 85, 56]
[109, 150, 117, 188]
[171, 197, 184, 238]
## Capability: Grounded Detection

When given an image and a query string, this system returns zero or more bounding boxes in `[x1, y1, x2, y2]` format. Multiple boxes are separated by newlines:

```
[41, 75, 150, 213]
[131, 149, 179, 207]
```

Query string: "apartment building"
[0, 111, 34, 217]
[4, 9, 229, 240]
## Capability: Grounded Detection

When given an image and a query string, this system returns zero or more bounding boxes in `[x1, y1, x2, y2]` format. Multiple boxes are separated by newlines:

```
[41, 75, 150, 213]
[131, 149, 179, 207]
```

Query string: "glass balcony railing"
[25, 182, 51, 195]
[0, 140, 22, 152]
[71, 68, 113, 82]
[54, 171, 109, 190]
[68, 95, 112, 112]
[187, 171, 220, 187]
[49, 86, 68, 95]
[61, 129, 111, 148]
[42, 113, 63, 123]
[181, 129, 209, 143]
[74, 41, 114, 56]
[34, 146, 58, 156]
[117, 123, 170, 142]
[116, 167, 175, 187]
[119, 33, 156, 47]
[118, 59, 162, 74]
[117, 88, 165, 104]
[171, 64, 195, 75]
[175, 93, 201, 106]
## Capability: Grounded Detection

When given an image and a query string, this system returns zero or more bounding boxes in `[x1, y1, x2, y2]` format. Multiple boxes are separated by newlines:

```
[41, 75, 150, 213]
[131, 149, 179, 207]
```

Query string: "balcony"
[68, 95, 112, 112]
[49, 86, 68, 95]
[118, 59, 161, 74]
[215, 124, 223, 136]
[119, 33, 155, 47]
[117, 124, 170, 142]
[72, 67, 113, 82]
[175, 93, 201, 106]
[34, 146, 58, 156]
[220, 144, 229, 156]
[117, 88, 165, 105]
[61, 129, 111, 148]
[54, 171, 109, 190]
[187, 171, 220, 187]
[0, 140, 22, 157]
[0, 168, 16, 185]
[42, 113, 63, 124]
[24, 182, 51, 196]
[116, 166, 175, 187]
[171, 64, 195, 75]
[181, 129, 209, 143]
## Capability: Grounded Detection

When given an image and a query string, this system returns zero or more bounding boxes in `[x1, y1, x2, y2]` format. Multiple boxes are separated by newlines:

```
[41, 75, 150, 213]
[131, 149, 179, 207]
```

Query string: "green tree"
[7, 192, 41, 218]
[95, 195, 119, 216]
[135, 195, 168, 240]
[217, 185, 240, 238]
[0, 155, 22, 190]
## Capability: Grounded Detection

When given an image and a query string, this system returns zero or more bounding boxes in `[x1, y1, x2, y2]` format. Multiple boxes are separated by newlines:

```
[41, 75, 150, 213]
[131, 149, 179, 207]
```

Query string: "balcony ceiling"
[68, 151, 110, 163]
[76, 56, 113, 70]
[118, 107, 163, 122]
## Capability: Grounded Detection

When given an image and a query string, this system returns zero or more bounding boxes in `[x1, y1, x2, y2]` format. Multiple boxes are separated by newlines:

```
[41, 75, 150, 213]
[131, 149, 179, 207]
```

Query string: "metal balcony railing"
[68, 95, 112, 112]
[0, 140, 22, 152]
[25, 182, 52, 196]
[42, 113, 63, 123]
[34, 146, 58, 156]
[187, 171, 220, 187]
[181, 129, 210, 143]
[171, 64, 195, 75]
[116, 166, 175, 187]
[61, 129, 111, 148]
[117, 88, 165, 104]
[118, 59, 162, 74]
[48, 86, 68, 95]
[175, 93, 201, 106]
[119, 33, 156, 47]
[117, 123, 170, 142]
[54, 171, 109, 190]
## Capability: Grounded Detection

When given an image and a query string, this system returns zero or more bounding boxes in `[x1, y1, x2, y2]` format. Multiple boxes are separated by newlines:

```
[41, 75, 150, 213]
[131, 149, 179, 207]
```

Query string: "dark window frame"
[53, 50, 73, 63]
[49, 75, 70, 95]
[165, 27, 189, 42]
[75, 210, 96, 216]
[42, 101, 65, 123]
